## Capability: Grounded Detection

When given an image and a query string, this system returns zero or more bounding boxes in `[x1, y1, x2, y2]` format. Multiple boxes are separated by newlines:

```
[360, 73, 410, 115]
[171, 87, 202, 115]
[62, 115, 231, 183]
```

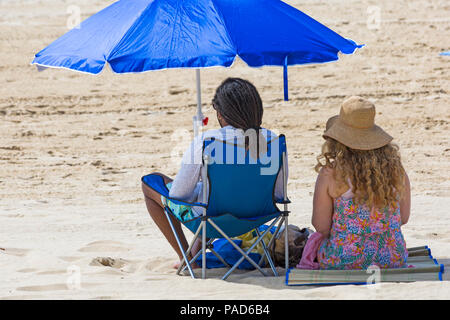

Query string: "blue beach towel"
[195, 225, 276, 270]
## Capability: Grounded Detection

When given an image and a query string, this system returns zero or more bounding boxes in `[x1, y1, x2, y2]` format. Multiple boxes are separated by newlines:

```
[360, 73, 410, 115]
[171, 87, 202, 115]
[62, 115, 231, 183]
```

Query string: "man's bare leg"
[142, 173, 200, 269]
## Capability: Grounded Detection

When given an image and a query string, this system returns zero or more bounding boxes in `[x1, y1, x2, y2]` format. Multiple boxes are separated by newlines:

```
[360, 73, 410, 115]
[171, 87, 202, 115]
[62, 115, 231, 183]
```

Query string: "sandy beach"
[0, 0, 449, 299]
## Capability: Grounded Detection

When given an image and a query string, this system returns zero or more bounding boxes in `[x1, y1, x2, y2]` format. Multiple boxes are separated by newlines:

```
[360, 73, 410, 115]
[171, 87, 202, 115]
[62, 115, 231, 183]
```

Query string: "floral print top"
[317, 189, 408, 270]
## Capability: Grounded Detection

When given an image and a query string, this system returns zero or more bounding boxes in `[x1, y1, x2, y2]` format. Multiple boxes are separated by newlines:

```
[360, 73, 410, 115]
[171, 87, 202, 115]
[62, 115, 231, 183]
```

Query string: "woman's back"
[312, 96, 411, 270]
[317, 171, 408, 269]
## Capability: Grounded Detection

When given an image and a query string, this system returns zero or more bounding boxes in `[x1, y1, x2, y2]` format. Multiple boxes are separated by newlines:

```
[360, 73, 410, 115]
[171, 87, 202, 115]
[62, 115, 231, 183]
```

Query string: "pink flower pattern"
[317, 196, 408, 270]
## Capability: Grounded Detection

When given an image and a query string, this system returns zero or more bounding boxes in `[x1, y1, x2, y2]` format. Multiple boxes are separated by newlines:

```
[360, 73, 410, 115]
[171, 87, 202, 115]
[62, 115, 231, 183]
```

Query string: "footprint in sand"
[5, 213, 25, 218]
[91, 296, 114, 300]
[91, 160, 104, 167]
[58, 256, 84, 263]
[1, 295, 43, 300]
[0, 247, 29, 257]
[78, 240, 131, 253]
[17, 268, 38, 273]
[17, 284, 70, 292]
[142, 257, 175, 273]
[145, 276, 168, 282]
[90, 257, 156, 274]
[16, 283, 98, 292]
[90, 257, 128, 269]
[168, 87, 189, 95]
[413, 232, 446, 240]
[36, 270, 68, 275]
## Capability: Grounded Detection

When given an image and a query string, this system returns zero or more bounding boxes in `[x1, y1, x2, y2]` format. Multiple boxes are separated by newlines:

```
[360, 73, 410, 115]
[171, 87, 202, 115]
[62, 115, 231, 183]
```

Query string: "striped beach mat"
[286, 246, 444, 286]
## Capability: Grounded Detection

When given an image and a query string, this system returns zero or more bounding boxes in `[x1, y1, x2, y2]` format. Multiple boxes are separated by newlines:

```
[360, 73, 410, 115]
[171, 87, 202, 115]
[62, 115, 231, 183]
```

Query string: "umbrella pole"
[193, 69, 203, 137]
[283, 56, 289, 101]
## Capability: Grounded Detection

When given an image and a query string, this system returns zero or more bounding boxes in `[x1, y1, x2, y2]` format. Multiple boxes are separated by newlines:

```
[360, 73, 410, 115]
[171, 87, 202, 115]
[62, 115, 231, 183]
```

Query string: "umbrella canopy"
[32, 0, 362, 124]
[33, 0, 361, 73]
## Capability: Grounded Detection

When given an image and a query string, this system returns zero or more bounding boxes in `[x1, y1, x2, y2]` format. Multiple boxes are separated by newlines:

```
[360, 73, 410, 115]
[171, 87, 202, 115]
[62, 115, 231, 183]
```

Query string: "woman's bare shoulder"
[317, 166, 348, 199]
[315, 167, 334, 193]
[318, 166, 335, 179]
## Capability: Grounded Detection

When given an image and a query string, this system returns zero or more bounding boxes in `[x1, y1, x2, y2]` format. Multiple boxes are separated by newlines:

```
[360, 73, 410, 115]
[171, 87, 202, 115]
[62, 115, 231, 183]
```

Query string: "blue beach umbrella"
[32, 0, 362, 129]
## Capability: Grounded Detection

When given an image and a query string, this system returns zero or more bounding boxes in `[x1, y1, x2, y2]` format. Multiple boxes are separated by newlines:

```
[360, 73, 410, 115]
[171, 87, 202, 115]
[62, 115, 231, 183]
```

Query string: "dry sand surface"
[0, 0, 449, 299]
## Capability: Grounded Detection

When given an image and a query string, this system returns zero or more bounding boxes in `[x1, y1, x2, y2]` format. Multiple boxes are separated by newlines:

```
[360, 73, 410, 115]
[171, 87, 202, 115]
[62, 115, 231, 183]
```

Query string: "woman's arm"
[311, 168, 334, 238]
[169, 163, 201, 202]
[399, 172, 411, 225]
[169, 137, 203, 202]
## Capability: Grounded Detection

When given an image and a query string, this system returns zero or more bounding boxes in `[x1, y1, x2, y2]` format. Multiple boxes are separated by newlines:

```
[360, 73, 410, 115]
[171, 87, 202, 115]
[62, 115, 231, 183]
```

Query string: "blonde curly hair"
[315, 138, 406, 210]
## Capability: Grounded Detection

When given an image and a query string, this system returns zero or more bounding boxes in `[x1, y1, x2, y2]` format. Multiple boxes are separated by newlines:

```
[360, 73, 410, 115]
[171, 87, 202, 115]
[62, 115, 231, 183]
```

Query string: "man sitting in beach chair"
[141, 78, 290, 279]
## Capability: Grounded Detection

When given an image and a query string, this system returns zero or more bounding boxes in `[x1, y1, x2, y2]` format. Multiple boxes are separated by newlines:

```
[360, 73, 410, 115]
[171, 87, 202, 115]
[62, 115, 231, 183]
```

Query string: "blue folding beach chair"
[142, 134, 290, 280]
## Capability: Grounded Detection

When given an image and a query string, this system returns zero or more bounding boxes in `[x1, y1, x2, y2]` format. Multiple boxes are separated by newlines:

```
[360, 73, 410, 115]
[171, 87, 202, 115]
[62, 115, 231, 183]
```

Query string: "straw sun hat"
[323, 96, 393, 150]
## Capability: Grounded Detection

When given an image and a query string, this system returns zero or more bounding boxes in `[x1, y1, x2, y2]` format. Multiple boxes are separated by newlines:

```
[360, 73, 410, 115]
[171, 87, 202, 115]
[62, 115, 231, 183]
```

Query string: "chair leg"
[202, 219, 207, 279]
[181, 239, 231, 271]
[181, 239, 214, 273]
[208, 217, 281, 280]
[208, 220, 268, 279]
[255, 228, 278, 277]
[176, 222, 203, 275]
[284, 214, 289, 273]
[164, 208, 195, 279]
[257, 216, 284, 267]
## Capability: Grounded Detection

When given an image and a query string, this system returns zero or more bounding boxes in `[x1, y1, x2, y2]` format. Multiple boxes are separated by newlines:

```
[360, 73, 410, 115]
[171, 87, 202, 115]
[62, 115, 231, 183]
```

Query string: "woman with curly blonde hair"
[312, 96, 410, 270]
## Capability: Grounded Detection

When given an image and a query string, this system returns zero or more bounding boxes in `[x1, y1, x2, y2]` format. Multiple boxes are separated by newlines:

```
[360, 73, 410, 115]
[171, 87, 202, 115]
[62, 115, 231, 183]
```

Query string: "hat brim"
[325, 115, 339, 131]
[323, 118, 393, 150]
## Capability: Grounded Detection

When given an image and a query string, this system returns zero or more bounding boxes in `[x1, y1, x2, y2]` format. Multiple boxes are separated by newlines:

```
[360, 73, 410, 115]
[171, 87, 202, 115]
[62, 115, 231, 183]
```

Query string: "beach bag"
[271, 225, 312, 267]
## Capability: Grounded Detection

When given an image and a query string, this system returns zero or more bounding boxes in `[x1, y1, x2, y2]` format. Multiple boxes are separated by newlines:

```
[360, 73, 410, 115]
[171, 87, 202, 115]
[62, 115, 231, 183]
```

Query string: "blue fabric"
[161, 182, 199, 222]
[32, 0, 362, 74]
[141, 174, 207, 208]
[195, 239, 259, 270]
[195, 225, 275, 269]
[181, 136, 286, 238]
[143, 135, 286, 238]
[202, 135, 286, 218]
[441, 51, 450, 56]
[183, 212, 280, 238]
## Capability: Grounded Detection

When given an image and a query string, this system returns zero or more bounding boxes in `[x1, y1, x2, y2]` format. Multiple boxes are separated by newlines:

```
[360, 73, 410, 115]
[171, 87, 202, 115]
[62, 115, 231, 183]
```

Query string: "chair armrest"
[141, 174, 207, 208]
[276, 198, 291, 204]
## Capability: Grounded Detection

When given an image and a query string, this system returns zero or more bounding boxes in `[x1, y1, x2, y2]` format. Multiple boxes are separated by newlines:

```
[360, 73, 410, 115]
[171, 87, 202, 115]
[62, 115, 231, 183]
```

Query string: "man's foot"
[172, 239, 203, 270]
[173, 260, 200, 270]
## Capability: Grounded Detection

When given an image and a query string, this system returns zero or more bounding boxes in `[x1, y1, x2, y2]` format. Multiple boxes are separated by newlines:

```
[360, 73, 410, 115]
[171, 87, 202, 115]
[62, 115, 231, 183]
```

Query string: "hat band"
[339, 118, 375, 130]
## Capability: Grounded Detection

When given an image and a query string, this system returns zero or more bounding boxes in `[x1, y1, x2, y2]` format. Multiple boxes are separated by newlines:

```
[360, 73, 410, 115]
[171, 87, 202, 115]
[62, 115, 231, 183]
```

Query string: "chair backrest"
[202, 134, 286, 218]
